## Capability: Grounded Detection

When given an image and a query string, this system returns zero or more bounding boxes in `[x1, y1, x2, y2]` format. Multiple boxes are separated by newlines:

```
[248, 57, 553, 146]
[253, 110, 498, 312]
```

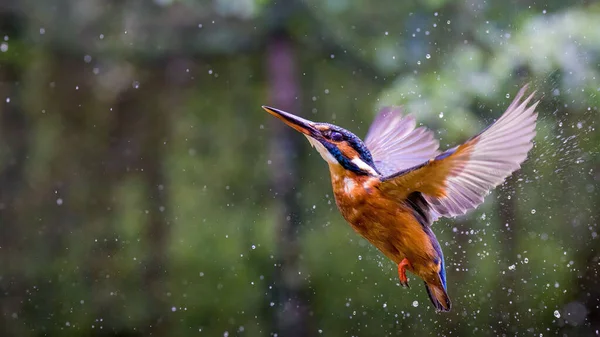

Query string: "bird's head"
[263, 106, 380, 176]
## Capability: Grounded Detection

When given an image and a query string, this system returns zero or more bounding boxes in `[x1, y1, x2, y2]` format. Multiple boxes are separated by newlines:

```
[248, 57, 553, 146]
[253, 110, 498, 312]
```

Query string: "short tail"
[424, 281, 451, 312]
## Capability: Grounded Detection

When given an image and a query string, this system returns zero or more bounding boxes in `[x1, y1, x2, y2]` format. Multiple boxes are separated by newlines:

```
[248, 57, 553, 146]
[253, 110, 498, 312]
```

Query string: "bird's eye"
[330, 131, 343, 141]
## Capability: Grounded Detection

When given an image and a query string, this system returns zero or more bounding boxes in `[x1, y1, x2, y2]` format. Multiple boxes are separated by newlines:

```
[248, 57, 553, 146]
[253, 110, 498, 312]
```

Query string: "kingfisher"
[263, 86, 538, 312]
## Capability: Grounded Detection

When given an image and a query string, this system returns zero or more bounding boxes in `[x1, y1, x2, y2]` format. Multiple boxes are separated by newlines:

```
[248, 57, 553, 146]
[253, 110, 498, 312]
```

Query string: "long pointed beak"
[262, 106, 319, 137]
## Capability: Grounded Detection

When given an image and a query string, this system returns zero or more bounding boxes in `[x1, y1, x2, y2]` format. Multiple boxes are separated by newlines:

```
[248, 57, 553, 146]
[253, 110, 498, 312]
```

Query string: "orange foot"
[398, 258, 412, 288]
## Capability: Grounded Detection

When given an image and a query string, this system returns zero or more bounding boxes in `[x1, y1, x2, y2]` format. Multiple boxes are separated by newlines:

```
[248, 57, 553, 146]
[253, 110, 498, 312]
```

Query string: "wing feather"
[365, 107, 440, 176]
[378, 85, 539, 219]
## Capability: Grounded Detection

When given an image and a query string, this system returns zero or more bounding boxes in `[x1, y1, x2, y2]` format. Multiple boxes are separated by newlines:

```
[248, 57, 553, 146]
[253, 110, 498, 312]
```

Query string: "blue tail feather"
[438, 246, 447, 290]
[424, 227, 447, 291]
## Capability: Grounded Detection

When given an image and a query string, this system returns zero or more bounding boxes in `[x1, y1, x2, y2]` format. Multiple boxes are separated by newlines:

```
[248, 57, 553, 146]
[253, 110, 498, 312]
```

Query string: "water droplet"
[531, 209, 536, 214]
[412, 301, 419, 307]
[56, 198, 63, 206]
[554, 310, 560, 318]
[383, 302, 387, 308]
[438, 112, 444, 118]
[506, 93, 510, 98]
[426, 54, 431, 59]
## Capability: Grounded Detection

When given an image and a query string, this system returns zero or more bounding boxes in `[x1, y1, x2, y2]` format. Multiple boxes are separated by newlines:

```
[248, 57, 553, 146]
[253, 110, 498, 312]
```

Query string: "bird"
[262, 85, 538, 312]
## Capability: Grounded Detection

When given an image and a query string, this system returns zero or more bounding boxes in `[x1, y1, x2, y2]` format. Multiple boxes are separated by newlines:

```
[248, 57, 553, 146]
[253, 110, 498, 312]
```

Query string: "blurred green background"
[0, 0, 599, 336]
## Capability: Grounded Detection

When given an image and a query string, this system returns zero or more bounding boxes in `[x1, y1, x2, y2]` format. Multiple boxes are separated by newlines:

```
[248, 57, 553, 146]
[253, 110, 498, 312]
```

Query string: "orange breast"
[328, 164, 438, 276]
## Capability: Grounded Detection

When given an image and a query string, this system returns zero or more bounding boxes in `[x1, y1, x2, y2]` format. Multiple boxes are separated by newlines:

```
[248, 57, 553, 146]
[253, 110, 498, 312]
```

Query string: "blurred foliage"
[0, 0, 598, 336]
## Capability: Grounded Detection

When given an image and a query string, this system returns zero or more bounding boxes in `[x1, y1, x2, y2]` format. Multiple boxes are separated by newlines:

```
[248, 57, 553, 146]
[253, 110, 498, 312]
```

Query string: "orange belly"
[329, 165, 439, 278]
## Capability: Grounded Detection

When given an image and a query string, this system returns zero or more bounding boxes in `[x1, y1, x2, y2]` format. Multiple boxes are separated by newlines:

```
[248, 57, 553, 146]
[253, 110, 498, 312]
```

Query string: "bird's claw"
[398, 258, 412, 288]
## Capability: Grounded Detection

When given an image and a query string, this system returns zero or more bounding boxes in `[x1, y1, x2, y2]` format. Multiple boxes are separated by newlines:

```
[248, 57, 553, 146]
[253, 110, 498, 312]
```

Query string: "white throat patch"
[304, 135, 379, 176]
[305, 136, 337, 164]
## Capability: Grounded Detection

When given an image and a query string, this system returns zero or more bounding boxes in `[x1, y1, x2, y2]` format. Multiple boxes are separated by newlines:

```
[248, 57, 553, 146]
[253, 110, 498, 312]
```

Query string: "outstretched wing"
[365, 107, 440, 176]
[378, 86, 538, 219]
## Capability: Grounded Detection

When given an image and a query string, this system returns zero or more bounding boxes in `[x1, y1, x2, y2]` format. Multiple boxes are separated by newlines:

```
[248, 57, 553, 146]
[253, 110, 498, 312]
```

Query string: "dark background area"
[0, 0, 598, 336]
